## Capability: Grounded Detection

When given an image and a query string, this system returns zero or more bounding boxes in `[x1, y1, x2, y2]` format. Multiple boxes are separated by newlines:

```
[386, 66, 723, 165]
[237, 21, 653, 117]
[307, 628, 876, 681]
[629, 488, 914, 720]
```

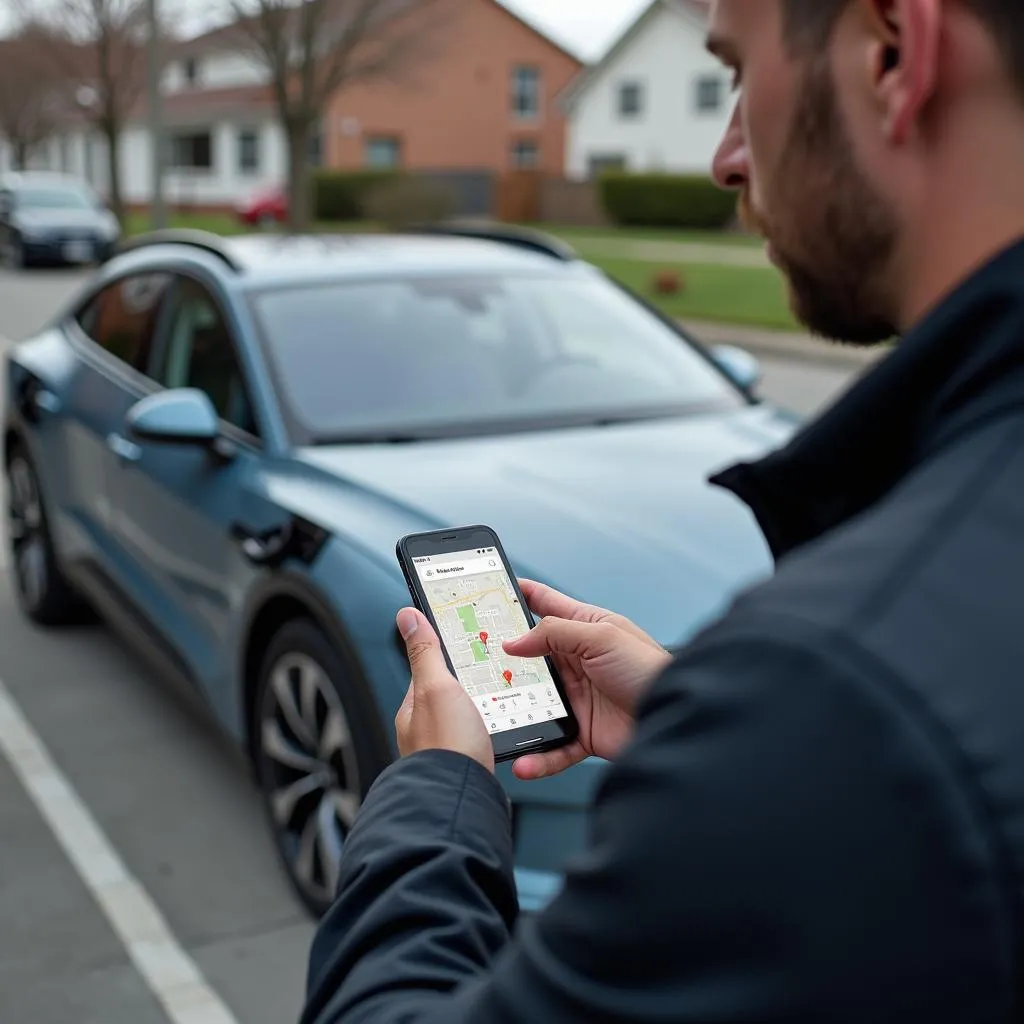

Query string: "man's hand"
[503, 580, 672, 781]
[395, 608, 495, 773]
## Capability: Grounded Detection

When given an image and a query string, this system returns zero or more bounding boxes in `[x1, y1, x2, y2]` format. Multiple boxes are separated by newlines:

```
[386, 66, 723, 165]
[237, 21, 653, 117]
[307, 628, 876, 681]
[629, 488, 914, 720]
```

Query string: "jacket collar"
[711, 237, 1024, 561]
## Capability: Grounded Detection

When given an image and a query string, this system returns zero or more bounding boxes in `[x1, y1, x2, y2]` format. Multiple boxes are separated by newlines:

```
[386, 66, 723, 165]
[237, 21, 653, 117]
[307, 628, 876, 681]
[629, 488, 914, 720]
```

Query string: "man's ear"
[862, 0, 941, 144]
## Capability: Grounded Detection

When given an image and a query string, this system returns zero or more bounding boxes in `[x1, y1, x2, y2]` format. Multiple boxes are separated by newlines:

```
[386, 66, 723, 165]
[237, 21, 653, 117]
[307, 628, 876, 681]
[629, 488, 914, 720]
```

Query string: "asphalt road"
[0, 267, 863, 1024]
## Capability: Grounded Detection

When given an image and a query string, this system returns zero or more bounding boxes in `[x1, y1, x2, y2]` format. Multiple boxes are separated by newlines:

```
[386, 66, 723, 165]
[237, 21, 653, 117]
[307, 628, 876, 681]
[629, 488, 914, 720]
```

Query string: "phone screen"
[411, 546, 570, 735]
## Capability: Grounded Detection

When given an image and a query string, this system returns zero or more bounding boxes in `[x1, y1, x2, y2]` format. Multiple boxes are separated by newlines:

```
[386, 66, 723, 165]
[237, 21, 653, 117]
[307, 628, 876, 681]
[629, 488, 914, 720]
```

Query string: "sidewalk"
[680, 318, 889, 370]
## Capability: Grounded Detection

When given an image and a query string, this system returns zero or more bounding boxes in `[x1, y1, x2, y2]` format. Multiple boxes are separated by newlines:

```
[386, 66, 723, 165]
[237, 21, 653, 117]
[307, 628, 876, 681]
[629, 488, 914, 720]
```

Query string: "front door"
[108, 273, 265, 699]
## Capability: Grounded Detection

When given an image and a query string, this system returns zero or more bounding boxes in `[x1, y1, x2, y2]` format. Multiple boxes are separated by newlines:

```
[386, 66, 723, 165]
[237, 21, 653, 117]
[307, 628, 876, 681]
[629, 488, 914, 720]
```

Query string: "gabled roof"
[558, 0, 709, 112]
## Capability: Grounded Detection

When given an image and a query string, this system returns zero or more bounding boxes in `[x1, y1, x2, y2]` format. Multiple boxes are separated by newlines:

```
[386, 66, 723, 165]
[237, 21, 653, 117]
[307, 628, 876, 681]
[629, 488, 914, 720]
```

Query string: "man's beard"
[740, 60, 900, 345]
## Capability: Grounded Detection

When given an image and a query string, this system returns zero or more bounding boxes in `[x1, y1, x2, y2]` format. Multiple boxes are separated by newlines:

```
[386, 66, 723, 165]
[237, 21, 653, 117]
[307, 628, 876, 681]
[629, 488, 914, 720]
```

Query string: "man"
[301, 0, 1024, 1019]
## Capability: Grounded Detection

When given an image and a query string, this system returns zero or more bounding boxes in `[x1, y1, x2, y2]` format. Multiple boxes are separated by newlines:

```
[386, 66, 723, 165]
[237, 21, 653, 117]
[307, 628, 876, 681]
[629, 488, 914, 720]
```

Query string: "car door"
[57, 271, 173, 579]
[107, 272, 266, 697]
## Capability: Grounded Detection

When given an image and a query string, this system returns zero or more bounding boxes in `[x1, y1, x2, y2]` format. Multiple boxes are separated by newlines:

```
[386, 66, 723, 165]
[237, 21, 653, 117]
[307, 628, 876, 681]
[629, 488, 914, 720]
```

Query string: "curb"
[680, 319, 888, 371]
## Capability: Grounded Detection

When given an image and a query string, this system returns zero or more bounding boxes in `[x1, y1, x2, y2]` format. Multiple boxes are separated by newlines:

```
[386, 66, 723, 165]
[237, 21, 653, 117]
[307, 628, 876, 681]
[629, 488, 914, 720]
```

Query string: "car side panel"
[5, 330, 129, 571]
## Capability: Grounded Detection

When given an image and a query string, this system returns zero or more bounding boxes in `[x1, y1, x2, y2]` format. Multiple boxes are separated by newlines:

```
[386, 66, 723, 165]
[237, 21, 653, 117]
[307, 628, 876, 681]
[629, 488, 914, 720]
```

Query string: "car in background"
[0, 171, 121, 268]
[3, 224, 797, 916]
[235, 185, 287, 227]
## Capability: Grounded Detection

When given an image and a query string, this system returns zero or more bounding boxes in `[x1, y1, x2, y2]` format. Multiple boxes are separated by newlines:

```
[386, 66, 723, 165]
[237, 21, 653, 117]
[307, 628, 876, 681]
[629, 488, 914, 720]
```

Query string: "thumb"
[397, 608, 452, 689]
[505, 616, 614, 660]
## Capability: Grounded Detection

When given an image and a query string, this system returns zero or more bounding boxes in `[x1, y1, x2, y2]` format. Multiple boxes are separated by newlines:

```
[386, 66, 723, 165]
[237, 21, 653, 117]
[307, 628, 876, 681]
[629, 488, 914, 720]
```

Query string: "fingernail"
[397, 610, 418, 639]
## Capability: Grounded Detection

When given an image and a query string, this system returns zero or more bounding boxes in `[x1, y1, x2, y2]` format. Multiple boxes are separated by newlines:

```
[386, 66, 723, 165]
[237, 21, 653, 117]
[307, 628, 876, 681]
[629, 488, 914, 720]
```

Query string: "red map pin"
[479, 631, 489, 645]
[503, 670, 513, 684]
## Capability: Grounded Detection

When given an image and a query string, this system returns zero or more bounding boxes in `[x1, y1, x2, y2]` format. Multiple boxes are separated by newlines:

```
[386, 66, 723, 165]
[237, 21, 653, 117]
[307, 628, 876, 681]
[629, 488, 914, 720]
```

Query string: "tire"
[254, 618, 391, 917]
[6, 443, 86, 625]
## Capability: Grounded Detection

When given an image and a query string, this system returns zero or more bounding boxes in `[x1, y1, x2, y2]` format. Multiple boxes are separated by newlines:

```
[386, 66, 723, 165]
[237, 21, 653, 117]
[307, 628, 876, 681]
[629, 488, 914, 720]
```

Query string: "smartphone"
[396, 525, 579, 763]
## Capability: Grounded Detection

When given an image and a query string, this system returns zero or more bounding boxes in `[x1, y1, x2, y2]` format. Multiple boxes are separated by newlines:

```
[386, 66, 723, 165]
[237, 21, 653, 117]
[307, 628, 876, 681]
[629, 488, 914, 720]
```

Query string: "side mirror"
[711, 344, 762, 392]
[126, 388, 219, 446]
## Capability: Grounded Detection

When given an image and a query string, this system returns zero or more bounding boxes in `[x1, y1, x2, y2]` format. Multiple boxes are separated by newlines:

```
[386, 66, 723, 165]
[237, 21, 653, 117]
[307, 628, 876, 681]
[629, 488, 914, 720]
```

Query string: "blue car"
[3, 225, 795, 916]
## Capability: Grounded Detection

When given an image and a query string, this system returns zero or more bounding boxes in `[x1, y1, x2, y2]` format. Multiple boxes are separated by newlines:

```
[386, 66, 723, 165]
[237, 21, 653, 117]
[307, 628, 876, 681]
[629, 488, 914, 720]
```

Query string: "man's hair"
[780, 0, 1024, 98]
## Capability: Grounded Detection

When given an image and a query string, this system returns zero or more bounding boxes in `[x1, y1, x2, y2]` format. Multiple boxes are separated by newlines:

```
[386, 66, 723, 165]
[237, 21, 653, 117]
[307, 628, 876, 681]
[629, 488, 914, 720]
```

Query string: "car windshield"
[250, 270, 744, 441]
[16, 186, 96, 210]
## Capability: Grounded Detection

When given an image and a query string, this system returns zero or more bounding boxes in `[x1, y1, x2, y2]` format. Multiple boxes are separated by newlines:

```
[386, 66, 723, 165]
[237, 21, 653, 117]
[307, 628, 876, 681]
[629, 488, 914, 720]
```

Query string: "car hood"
[286, 406, 796, 647]
[15, 207, 118, 234]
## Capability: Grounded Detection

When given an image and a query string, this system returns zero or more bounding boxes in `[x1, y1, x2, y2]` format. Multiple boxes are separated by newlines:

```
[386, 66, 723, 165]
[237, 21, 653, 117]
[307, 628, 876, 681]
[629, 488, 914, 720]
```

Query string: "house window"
[511, 65, 541, 119]
[168, 131, 213, 171]
[183, 57, 199, 88]
[618, 81, 643, 118]
[365, 137, 401, 169]
[511, 138, 539, 169]
[695, 75, 723, 113]
[588, 154, 627, 177]
[238, 128, 260, 173]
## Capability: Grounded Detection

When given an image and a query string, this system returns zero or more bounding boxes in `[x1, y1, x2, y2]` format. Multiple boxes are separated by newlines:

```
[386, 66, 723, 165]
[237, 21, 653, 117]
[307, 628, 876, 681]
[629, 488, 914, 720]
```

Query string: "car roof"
[107, 226, 585, 287]
[0, 171, 90, 191]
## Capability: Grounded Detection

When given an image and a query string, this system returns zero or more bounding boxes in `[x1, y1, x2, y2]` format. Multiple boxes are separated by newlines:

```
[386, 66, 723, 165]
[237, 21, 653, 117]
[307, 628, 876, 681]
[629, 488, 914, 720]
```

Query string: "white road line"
[0, 676, 241, 1024]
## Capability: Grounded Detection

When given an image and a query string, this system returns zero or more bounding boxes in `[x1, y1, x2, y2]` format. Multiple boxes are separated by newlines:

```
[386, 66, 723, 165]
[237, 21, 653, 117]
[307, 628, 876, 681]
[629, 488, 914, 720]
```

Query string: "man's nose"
[712, 106, 748, 191]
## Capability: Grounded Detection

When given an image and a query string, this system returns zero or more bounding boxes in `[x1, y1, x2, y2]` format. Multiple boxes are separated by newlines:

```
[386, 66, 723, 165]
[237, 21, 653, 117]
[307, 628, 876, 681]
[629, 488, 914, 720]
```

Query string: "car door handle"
[106, 432, 141, 463]
[33, 387, 61, 415]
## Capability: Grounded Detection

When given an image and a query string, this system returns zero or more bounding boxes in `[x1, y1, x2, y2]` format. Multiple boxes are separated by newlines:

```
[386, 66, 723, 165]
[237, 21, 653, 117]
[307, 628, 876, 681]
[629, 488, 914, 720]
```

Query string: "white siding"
[163, 52, 269, 94]
[3, 118, 287, 208]
[567, 6, 734, 178]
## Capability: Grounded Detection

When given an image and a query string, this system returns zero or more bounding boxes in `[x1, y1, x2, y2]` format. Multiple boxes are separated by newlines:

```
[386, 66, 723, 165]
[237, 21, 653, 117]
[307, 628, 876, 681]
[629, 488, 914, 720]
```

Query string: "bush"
[311, 170, 403, 221]
[599, 173, 737, 229]
[363, 176, 457, 229]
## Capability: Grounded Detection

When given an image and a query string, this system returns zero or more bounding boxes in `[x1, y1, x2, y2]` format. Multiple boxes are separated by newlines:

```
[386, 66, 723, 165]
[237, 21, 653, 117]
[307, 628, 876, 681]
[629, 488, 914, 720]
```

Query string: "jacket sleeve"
[301, 626, 1015, 1024]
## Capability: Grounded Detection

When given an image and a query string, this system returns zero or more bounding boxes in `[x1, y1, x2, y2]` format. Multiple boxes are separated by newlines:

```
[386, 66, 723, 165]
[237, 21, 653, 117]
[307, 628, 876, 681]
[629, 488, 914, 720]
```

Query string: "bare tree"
[23, 0, 148, 226]
[225, 0, 458, 230]
[0, 25, 69, 169]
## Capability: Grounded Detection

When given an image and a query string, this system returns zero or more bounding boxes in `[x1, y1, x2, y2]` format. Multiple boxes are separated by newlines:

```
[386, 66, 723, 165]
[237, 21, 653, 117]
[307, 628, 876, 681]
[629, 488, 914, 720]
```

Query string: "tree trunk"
[103, 119, 126, 228]
[286, 121, 312, 232]
[13, 140, 28, 171]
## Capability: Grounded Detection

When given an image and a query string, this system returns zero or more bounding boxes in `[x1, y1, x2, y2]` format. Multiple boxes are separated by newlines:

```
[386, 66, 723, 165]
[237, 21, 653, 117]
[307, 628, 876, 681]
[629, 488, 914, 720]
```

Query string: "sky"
[501, 0, 649, 60]
[2, 0, 651, 61]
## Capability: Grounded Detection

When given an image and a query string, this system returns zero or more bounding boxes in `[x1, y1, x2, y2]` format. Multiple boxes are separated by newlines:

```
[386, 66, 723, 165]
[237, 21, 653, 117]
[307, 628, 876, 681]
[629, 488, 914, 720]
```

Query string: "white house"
[0, 30, 300, 210]
[562, 0, 733, 179]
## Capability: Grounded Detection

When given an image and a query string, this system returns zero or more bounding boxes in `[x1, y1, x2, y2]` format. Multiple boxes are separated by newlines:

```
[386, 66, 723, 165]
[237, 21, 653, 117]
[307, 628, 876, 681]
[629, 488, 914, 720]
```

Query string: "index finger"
[518, 578, 663, 647]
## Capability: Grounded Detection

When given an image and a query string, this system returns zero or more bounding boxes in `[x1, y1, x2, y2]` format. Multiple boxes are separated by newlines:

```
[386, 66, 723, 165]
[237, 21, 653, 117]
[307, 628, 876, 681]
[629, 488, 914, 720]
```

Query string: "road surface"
[0, 267, 862, 1023]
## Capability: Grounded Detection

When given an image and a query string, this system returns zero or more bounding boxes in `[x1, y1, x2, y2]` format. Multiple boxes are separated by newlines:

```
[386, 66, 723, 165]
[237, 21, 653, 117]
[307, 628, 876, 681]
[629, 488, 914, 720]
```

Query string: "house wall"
[566, 6, 733, 178]
[4, 119, 287, 208]
[322, 0, 582, 175]
[163, 52, 269, 94]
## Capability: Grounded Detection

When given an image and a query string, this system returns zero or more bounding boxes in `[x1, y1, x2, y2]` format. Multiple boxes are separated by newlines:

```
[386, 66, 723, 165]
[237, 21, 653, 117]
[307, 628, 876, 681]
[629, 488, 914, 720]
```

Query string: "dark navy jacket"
[300, 239, 1024, 1023]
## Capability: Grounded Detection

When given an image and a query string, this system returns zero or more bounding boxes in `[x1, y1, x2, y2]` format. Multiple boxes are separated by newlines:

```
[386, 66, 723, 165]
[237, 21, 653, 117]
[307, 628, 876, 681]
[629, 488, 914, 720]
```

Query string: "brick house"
[0, 0, 583, 213]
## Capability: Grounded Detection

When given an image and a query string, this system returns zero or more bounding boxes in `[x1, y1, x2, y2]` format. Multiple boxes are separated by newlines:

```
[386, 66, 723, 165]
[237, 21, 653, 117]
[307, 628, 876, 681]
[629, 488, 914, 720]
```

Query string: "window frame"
[694, 75, 724, 114]
[510, 64, 541, 121]
[510, 138, 540, 170]
[167, 130, 214, 172]
[66, 267, 264, 450]
[617, 80, 644, 119]
[237, 127, 260, 175]
[364, 136, 402, 169]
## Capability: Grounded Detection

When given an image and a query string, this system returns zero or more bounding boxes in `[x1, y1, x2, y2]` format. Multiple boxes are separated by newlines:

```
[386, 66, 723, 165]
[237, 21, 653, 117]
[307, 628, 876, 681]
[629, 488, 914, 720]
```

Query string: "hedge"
[311, 170, 405, 221]
[599, 173, 737, 229]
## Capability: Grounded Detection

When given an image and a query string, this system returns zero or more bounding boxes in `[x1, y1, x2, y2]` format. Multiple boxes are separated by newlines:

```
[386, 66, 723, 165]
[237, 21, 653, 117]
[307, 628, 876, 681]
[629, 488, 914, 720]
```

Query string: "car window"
[250, 271, 741, 441]
[153, 277, 258, 437]
[75, 272, 172, 371]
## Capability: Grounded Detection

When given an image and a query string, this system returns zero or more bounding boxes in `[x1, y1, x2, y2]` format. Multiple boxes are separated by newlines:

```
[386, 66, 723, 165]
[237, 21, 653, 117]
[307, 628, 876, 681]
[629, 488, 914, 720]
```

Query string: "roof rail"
[405, 221, 577, 262]
[112, 229, 244, 271]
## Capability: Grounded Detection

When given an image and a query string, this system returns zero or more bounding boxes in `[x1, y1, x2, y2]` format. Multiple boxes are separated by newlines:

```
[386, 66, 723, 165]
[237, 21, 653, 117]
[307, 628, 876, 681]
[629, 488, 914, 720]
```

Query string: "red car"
[235, 185, 287, 227]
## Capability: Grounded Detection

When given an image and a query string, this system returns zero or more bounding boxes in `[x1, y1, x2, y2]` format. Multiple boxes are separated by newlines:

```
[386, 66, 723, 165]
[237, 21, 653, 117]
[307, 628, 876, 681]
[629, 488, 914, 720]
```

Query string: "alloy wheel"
[8, 455, 47, 611]
[260, 652, 361, 907]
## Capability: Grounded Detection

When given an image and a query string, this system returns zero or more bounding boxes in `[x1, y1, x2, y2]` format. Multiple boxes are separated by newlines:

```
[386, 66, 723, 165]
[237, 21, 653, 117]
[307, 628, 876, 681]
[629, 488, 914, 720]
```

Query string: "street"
[0, 267, 862, 1024]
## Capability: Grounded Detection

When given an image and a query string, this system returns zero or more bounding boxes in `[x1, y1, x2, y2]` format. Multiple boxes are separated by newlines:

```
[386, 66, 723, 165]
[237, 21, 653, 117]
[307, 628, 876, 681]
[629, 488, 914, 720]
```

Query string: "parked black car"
[0, 172, 121, 268]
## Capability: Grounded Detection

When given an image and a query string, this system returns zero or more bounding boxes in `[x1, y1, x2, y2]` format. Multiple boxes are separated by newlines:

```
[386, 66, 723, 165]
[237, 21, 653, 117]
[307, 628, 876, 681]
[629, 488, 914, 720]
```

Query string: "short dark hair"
[780, 0, 1024, 97]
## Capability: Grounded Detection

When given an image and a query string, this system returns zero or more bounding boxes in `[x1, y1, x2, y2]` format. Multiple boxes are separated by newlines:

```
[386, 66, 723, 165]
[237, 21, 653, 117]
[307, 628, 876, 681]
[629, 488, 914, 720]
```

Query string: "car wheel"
[6, 444, 84, 625]
[254, 618, 391, 916]
[257, 212, 276, 230]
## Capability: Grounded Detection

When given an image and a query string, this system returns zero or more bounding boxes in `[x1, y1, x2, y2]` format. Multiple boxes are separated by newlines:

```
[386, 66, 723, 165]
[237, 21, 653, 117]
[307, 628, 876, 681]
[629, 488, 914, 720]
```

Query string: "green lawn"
[592, 257, 799, 331]
[529, 223, 763, 249]
[123, 211, 790, 329]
